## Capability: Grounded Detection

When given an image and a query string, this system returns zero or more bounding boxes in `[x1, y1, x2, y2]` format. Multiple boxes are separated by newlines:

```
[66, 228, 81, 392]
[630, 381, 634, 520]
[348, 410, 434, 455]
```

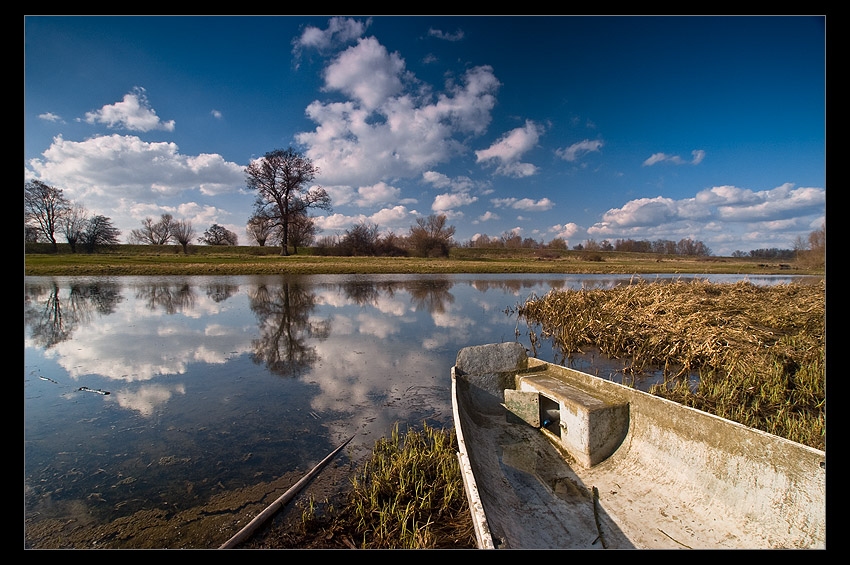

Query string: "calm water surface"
[24, 273, 813, 544]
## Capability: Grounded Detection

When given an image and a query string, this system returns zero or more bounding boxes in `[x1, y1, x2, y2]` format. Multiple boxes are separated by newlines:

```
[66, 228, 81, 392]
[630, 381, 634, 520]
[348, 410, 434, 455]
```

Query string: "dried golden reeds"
[517, 279, 825, 449]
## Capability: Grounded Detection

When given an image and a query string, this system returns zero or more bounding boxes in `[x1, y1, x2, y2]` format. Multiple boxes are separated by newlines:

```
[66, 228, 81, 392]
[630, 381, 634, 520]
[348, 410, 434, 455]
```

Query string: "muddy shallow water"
[24, 273, 814, 548]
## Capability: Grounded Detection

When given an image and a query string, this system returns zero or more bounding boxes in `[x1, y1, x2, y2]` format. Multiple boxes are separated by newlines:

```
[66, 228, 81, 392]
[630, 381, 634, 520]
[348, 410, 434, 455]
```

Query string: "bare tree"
[25, 226, 40, 243]
[25, 180, 69, 252]
[172, 219, 195, 254]
[794, 224, 825, 269]
[245, 147, 331, 256]
[288, 213, 318, 254]
[247, 210, 277, 246]
[407, 214, 456, 257]
[59, 203, 89, 253]
[129, 214, 175, 245]
[82, 215, 121, 253]
[341, 221, 380, 255]
[200, 224, 238, 246]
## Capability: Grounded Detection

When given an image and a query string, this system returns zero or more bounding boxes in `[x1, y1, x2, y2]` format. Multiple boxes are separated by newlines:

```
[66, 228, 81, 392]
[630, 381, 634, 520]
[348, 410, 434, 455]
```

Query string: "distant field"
[24, 244, 820, 276]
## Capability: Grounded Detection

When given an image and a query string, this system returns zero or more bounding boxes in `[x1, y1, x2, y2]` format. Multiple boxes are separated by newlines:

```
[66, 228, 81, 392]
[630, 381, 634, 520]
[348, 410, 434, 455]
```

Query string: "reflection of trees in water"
[24, 279, 123, 349]
[24, 278, 242, 351]
[405, 279, 455, 314]
[467, 278, 567, 294]
[334, 278, 456, 314]
[204, 281, 239, 303]
[248, 280, 330, 377]
[134, 281, 196, 314]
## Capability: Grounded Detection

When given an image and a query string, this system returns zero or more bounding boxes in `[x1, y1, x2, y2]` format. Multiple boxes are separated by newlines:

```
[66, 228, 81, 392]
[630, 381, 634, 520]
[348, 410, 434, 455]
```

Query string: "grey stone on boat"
[454, 342, 528, 375]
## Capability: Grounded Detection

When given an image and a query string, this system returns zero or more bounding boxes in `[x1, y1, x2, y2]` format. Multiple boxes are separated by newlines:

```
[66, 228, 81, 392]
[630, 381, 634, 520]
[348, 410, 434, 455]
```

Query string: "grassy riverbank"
[24, 244, 820, 276]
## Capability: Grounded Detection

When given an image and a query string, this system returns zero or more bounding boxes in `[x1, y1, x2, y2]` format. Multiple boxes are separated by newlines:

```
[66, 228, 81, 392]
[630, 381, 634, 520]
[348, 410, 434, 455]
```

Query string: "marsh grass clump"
[297, 423, 475, 549]
[516, 279, 825, 449]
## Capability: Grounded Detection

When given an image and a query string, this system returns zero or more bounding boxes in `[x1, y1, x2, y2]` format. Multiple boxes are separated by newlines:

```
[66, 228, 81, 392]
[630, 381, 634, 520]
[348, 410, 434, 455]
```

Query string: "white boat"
[451, 343, 826, 549]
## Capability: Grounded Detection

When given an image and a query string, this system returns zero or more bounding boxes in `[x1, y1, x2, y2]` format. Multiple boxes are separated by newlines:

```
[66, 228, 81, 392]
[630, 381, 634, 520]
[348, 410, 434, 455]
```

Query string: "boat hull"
[451, 343, 826, 549]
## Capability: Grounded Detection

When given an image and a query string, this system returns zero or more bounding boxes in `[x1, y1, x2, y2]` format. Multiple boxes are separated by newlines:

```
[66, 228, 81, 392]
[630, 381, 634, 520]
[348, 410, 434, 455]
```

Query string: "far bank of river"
[23, 250, 821, 277]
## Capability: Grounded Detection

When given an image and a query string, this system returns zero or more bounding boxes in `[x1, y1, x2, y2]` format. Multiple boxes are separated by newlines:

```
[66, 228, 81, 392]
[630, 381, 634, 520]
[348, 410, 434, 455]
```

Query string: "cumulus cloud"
[322, 181, 411, 209]
[314, 205, 419, 233]
[642, 149, 705, 166]
[549, 222, 580, 240]
[587, 183, 825, 253]
[38, 112, 64, 123]
[432, 192, 477, 212]
[323, 37, 406, 111]
[422, 170, 479, 193]
[475, 120, 543, 177]
[428, 28, 464, 41]
[82, 87, 175, 132]
[297, 60, 500, 186]
[698, 183, 825, 222]
[597, 196, 681, 228]
[491, 196, 554, 212]
[556, 139, 604, 162]
[475, 211, 500, 223]
[292, 18, 502, 189]
[28, 134, 243, 200]
[292, 16, 370, 55]
[355, 181, 402, 207]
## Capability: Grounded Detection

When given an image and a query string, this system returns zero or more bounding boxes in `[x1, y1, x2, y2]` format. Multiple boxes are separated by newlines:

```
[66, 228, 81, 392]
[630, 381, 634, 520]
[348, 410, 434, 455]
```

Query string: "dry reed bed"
[516, 279, 825, 450]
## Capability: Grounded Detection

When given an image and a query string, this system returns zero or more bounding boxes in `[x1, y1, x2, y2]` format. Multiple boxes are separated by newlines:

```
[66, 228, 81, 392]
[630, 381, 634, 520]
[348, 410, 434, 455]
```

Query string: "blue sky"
[24, 15, 826, 255]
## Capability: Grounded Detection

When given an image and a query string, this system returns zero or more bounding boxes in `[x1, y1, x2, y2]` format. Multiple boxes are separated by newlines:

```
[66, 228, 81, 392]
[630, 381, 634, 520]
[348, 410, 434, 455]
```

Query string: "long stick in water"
[219, 434, 356, 549]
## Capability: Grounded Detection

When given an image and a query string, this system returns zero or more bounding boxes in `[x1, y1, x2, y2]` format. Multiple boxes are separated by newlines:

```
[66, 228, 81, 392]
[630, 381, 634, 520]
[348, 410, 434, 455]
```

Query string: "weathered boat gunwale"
[451, 343, 826, 550]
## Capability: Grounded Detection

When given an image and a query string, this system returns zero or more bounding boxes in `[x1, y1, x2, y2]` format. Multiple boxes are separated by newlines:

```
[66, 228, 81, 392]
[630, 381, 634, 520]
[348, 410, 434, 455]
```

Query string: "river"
[24, 272, 814, 547]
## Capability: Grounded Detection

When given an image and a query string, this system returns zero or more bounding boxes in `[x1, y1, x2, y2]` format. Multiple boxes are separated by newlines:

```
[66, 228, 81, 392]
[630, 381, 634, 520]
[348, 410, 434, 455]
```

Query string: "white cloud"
[38, 112, 64, 123]
[292, 16, 370, 55]
[701, 183, 825, 222]
[556, 139, 603, 162]
[428, 28, 464, 41]
[323, 37, 406, 111]
[355, 181, 402, 207]
[491, 196, 554, 212]
[587, 183, 825, 254]
[476, 211, 500, 223]
[642, 149, 705, 166]
[26, 133, 244, 239]
[297, 63, 500, 186]
[475, 120, 543, 177]
[129, 201, 224, 232]
[549, 223, 580, 240]
[432, 192, 477, 212]
[422, 171, 452, 189]
[598, 196, 680, 228]
[422, 170, 479, 193]
[322, 181, 404, 209]
[28, 134, 243, 200]
[313, 205, 419, 233]
[82, 87, 175, 132]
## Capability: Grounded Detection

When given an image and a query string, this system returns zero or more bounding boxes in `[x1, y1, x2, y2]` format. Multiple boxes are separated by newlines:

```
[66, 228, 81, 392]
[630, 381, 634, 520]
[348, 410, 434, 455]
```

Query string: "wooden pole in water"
[219, 434, 356, 549]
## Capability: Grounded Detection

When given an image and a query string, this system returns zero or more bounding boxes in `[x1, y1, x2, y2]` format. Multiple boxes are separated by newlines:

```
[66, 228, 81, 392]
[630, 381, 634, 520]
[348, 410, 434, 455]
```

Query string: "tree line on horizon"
[24, 147, 825, 264]
[24, 179, 244, 254]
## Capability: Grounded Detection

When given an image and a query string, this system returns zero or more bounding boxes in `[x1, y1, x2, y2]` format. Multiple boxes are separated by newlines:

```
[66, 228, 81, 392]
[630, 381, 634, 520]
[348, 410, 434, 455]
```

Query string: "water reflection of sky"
[24, 273, 815, 537]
